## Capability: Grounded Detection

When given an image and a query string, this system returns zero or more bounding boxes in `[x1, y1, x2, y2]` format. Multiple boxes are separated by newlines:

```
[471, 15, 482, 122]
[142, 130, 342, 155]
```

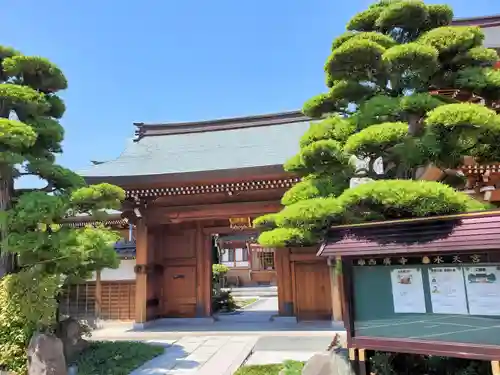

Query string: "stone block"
[301, 351, 355, 375]
[27, 333, 67, 375]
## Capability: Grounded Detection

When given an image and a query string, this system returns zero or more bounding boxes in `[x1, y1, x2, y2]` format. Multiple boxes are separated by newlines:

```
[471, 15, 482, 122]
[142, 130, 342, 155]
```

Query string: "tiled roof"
[319, 210, 500, 257]
[79, 111, 310, 183]
[114, 239, 136, 258]
[452, 14, 500, 27]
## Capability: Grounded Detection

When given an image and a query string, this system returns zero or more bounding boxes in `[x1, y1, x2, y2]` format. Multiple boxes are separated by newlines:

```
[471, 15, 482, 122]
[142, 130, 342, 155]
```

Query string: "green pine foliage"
[257, 0, 500, 248]
[0, 46, 125, 373]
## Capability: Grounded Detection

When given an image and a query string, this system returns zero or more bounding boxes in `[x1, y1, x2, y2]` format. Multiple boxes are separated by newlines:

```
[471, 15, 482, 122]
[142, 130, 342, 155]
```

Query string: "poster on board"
[428, 267, 468, 314]
[464, 266, 500, 316]
[390, 268, 427, 313]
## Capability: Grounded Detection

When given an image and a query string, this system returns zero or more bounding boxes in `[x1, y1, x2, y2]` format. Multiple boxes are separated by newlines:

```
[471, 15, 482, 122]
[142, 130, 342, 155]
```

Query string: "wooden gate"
[160, 226, 198, 318]
[293, 261, 332, 321]
[162, 266, 197, 317]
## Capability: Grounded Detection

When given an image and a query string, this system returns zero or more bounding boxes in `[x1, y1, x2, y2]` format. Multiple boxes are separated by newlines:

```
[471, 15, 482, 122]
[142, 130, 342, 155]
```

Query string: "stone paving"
[129, 336, 258, 375]
[244, 335, 333, 366]
[97, 295, 344, 374]
[215, 296, 278, 323]
[91, 320, 341, 340]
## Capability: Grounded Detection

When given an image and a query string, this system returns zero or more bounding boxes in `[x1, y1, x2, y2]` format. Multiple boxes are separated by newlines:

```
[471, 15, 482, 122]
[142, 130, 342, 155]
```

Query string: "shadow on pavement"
[129, 343, 200, 375]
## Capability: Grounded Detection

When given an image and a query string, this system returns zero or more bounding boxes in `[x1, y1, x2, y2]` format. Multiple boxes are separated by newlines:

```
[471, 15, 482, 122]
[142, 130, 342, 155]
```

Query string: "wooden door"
[294, 261, 332, 321]
[162, 266, 197, 317]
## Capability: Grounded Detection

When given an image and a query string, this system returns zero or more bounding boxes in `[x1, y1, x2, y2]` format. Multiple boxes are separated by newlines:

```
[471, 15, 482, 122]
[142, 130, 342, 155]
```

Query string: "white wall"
[220, 248, 249, 268]
[483, 25, 500, 49]
[88, 259, 136, 281]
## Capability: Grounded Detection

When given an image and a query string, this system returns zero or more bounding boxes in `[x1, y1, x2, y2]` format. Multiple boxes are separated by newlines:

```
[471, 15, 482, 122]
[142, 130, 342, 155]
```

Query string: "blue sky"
[2, 0, 499, 172]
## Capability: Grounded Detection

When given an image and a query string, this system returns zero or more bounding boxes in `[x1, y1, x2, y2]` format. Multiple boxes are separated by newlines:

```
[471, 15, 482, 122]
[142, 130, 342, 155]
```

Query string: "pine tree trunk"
[408, 114, 423, 136]
[0, 168, 14, 278]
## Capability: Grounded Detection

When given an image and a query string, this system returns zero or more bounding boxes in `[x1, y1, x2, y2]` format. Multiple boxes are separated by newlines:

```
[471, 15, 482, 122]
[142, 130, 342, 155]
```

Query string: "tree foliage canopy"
[257, 0, 500, 248]
[0, 45, 125, 372]
[0, 46, 125, 278]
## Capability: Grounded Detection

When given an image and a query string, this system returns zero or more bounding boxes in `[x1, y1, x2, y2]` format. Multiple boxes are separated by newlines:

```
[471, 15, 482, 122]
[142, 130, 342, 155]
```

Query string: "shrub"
[212, 263, 230, 279]
[212, 291, 236, 313]
[0, 272, 61, 374]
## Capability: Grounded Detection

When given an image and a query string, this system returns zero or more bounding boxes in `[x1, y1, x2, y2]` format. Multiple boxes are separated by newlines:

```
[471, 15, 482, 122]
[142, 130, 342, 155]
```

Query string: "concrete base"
[133, 317, 216, 330]
[270, 315, 298, 323]
[270, 316, 345, 328]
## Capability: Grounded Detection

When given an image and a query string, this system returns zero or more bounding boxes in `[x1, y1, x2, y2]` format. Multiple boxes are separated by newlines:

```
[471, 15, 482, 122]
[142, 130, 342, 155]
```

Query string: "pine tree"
[255, 0, 500, 247]
[0, 45, 125, 372]
[0, 45, 124, 280]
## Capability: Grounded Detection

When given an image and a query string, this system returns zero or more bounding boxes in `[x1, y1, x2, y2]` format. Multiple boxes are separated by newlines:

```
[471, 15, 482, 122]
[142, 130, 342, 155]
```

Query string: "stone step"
[226, 287, 278, 297]
[231, 292, 277, 298]
[215, 315, 273, 323]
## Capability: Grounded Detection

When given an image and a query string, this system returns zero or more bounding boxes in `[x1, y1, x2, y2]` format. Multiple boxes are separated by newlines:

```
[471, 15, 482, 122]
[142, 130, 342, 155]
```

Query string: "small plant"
[370, 351, 491, 375]
[212, 290, 237, 313]
[234, 364, 283, 375]
[212, 263, 230, 295]
[234, 361, 305, 375]
[281, 360, 305, 375]
[212, 263, 230, 281]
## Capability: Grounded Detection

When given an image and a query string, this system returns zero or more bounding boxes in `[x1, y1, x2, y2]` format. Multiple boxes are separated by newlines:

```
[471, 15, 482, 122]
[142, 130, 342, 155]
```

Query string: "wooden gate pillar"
[134, 218, 149, 326]
[275, 248, 294, 316]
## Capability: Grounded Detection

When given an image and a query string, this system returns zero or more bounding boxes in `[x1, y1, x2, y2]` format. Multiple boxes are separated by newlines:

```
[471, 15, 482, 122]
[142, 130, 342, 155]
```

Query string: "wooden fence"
[59, 281, 135, 321]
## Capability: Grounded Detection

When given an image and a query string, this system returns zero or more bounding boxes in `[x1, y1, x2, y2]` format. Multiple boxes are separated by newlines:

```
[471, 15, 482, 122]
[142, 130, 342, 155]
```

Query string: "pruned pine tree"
[255, 0, 500, 247]
[0, 46, 124, 278]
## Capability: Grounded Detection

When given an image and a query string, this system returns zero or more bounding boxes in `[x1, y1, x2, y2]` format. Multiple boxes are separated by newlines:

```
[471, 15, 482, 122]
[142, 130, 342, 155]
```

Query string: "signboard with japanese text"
[351, 255, 500, 347]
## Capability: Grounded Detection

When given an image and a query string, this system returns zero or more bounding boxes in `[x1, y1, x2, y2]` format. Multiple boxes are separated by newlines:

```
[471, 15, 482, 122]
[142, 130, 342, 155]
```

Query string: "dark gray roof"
[79, 111, 310, 184]
[114, 239, 136, 258]
[452, 14, 500, 26]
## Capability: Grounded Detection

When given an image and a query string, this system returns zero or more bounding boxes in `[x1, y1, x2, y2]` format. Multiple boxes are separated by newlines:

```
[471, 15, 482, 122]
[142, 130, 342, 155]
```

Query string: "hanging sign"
[249, 243, 273, 253]
[229, 217, 252, 230]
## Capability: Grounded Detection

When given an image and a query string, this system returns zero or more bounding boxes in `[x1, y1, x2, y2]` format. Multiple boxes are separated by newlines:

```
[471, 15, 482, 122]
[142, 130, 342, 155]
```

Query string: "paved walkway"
[92, 320, 341, 340]
[215, 296, 278, 323]
[244, 336, 333, 366]
[129, 336, 258, 375]
[229, 286, 278, 298]
[95, 302, 343, 374]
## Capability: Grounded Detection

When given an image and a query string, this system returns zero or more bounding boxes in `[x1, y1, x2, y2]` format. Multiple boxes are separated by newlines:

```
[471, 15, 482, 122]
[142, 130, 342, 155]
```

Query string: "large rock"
[55, 318, 90, 361]
[301, 351, 355, 375]
[27, 333, 67, 375]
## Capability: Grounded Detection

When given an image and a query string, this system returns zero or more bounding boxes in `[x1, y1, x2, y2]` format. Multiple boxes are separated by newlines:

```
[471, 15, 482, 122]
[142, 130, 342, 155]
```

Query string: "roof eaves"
[452, 14, 500, 27]
[319, 210, 500, 257]
[326, 209, 500, 231]
[133, 110, 309, 141]
[81, 165, 289, 187]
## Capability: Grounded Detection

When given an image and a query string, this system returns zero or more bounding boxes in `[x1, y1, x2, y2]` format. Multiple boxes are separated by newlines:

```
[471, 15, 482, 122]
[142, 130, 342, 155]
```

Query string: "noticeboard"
[350, 253, 500, 347]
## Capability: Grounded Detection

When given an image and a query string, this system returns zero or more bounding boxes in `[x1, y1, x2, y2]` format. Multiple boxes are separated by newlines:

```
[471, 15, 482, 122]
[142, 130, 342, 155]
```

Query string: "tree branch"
[16, 182, 55, 195]
[408, 114, 424, 136]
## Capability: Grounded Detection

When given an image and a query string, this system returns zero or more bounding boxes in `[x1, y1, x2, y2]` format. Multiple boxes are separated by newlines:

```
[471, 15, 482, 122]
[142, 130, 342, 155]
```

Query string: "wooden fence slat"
[59, 281, 135, 321]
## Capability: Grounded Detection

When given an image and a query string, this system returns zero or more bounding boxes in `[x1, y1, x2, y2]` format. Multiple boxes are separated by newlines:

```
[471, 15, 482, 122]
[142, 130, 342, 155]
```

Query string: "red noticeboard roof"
[318, 210, 500, 257]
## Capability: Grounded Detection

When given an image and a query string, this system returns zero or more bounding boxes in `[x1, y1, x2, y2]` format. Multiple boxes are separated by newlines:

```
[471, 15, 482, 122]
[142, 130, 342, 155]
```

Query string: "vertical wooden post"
[275, 248, 293, 316]
[329, 256, 343, 321]
[348, 348, 358, 374]
[358, 349, 367, 375]
[95, 270, 102, 321]
[196, 223, 212, 317]
[492, 361, 500, 375]
[135, 218, 148, 325]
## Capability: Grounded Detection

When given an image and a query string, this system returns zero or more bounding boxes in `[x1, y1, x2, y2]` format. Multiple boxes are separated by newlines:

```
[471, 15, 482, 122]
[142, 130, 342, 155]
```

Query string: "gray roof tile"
[79, 111, 310, 180]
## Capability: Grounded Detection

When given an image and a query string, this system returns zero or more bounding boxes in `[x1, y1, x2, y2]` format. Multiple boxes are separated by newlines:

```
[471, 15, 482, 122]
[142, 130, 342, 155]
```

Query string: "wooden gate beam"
[145, 201, 281, 224]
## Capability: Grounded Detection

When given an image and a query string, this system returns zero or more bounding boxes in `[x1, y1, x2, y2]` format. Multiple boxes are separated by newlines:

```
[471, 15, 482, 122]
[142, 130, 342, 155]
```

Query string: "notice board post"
[318, 210, 500, 375]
